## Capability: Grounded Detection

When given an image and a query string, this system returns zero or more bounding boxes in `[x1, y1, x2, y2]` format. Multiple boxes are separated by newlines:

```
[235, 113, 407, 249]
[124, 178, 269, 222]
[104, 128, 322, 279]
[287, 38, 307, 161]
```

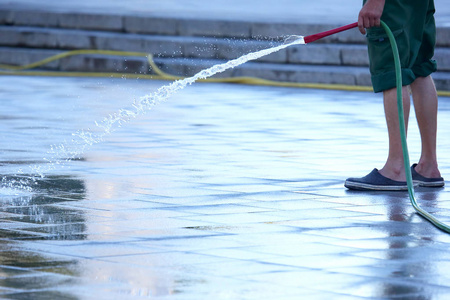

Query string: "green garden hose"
[381, 20, 450, 233]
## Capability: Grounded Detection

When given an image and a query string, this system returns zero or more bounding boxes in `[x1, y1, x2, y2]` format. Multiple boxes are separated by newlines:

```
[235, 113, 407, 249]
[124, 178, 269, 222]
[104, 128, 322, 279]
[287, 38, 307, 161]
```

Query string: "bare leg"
[410, 75, 441, 178]
[378, 86, 411, 181]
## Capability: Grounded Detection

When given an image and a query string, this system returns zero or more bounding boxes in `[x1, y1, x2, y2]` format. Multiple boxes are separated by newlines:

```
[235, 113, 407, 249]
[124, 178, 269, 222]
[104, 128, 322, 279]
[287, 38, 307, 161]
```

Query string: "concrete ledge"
[0, 9, 447, 46]
[435, 48, 450, 71]
[178, 19, 252, 38]
[0, 47, 61, 69]
[433, 72, 450, 91]
[0, 10, 12, 24]
[123, 16, 178, 35]
[154, 58, 235, 79]
[58, 12, 123, 31]
[340, 45, 370, 66]
[11, 10, 60, 28]
[0, 26, 368, 66]
[0, 26, 285, 63]
[288, 44, 342, 65]
[1, 47, 449, 91]
[3, 10, 124, 31]
[0, 27, 92, 49]
[233, 63, 372, 86]
[0, 47, 371, 84]
[153, 58, 373, 86]
[437, 27, 450, 47]
[60, 54, 149, 74]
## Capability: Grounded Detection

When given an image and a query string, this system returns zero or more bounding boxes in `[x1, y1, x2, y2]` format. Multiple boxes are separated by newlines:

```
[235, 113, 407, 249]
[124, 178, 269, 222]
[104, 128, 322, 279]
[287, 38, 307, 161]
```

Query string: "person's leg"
[378, 86, 411, 182]
[344, 86, 411, 191]
[410, 75, 441, 178]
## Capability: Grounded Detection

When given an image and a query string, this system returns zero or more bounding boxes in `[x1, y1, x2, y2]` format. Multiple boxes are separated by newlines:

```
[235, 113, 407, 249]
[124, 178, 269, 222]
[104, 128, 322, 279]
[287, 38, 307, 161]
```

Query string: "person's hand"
[358, 0, 385, 34]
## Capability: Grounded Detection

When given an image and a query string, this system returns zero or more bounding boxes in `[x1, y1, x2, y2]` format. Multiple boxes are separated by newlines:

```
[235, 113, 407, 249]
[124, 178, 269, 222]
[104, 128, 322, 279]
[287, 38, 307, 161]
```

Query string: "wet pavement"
[1, 75, 450, 299]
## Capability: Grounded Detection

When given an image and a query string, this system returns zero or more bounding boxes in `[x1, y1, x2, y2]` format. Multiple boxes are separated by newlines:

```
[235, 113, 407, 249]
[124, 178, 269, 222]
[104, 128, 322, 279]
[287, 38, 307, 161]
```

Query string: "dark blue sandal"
[345, 168, 408, 191]
[411, 164, 445, 187]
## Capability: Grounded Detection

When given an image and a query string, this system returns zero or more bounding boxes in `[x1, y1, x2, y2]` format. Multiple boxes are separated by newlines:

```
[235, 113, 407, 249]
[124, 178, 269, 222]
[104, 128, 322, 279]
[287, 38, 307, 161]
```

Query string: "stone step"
[0, 26, 367, 66]
[0, 25, 366, 66]
[0, 46, 370, 85]
[2, 26, 450, 72]
[1, 8, 449, 91]
[0, 9, 367, 43]
[2, 9, 450, 46]
[0, 25, 284, 63]
[1, 46, 450, 91]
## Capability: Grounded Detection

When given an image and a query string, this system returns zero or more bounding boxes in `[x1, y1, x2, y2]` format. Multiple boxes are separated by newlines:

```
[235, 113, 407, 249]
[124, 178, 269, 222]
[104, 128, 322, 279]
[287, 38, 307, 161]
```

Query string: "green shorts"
[365, 0, 437, 92]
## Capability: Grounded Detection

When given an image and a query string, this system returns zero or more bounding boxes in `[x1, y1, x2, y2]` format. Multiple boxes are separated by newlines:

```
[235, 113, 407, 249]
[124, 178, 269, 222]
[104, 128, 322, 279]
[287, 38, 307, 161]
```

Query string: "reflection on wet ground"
[1, 76, 450, 299]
